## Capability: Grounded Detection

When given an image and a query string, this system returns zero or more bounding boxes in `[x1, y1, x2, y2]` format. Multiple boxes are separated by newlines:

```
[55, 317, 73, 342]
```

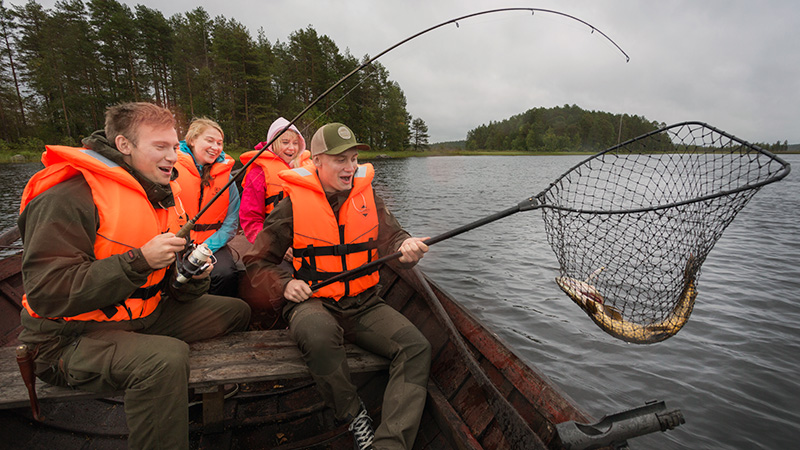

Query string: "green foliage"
[756, 140, 790, 153]
[466, 104, 665, 152]
[429, 140, 466, 150]
[410, 117, 429, 151]
[0, 0, 413, 152]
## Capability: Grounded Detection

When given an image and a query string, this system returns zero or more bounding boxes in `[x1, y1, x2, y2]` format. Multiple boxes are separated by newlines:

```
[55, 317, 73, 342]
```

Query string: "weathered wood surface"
[0, 329, 389, 409]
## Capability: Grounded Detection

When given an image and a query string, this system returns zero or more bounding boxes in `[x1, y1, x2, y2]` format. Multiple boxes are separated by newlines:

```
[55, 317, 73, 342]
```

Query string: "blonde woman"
[175, 117, 241, 297]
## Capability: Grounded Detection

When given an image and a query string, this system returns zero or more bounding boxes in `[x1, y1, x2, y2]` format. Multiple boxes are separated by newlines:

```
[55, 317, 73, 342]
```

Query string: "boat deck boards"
[0, 329, 389, 433]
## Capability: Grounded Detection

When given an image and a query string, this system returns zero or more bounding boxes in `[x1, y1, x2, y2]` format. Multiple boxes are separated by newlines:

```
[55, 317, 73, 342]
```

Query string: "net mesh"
[541, 122, 790, 344]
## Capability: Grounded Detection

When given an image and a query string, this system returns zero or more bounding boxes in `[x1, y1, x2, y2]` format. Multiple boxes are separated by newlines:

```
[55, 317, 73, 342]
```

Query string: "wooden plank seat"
[0, 329, 389, 430]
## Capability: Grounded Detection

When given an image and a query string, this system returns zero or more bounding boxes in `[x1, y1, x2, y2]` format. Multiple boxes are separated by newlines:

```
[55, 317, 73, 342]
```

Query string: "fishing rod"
[175, 7, 629, 239]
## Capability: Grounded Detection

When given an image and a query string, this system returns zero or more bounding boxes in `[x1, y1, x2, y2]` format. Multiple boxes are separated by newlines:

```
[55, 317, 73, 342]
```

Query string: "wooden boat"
[0, 226, 676, 449]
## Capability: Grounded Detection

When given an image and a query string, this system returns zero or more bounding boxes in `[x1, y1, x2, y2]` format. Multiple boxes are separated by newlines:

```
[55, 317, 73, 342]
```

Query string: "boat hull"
[0, 228, 595, 449]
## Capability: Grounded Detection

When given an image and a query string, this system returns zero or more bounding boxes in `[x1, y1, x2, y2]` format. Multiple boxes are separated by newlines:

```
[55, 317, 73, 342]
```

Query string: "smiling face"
[188, 126, 224, 166]
[314, 149, 359, 194]
[272, 130, 301, 165]
[116, 123, 180, 185]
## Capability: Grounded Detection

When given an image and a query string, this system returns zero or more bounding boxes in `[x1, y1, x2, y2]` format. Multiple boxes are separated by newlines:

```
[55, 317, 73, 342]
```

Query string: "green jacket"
[18, 131, 208, 344]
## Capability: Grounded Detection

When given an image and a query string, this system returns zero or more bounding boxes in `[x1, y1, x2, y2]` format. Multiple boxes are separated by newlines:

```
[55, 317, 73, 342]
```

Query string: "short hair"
[105, 102, 176, 145]
[184, 117, 224, 147]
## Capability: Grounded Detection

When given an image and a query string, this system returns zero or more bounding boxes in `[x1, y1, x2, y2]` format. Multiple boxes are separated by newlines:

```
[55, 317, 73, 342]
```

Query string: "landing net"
[541, 122, 790, 343]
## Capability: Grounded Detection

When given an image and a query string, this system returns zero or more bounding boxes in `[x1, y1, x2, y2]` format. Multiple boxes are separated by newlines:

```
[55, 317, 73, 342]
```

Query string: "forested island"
[465, 104, 791, 154]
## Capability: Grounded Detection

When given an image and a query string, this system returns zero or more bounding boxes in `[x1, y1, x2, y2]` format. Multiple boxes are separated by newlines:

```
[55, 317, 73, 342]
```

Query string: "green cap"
[310, 123, 370, 157]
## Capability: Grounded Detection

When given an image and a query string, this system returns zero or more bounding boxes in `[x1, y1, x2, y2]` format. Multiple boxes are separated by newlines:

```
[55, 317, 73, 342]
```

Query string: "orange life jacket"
[19, 145, 185, 322]
[174, 151, 234, 244]
[296, 150, 312, 169]
[280, 164, 379, 300]
[240, 150, 291, 215]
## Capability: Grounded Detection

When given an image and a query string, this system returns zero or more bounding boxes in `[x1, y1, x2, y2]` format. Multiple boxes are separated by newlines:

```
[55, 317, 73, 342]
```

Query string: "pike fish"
[556, 262, 697, 344]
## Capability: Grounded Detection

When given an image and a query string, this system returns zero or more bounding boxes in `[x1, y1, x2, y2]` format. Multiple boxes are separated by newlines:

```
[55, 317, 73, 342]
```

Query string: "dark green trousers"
[287, 294, 431, 450]
[31, 294, 251, 450]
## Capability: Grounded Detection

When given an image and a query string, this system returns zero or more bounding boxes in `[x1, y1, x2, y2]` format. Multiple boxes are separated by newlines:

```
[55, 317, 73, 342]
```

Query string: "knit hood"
[254, 117, 306, 154]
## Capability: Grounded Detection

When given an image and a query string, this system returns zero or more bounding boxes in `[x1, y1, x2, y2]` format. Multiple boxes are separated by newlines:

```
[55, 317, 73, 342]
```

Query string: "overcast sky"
[31, 0, 800, 144]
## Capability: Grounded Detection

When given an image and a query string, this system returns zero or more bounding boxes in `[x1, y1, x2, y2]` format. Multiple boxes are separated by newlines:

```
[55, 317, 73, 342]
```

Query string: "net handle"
[310, 197, 541, 292]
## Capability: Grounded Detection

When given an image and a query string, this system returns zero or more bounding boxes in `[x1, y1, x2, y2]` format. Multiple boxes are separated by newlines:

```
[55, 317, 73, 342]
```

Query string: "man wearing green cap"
[244, 122, 431, 450]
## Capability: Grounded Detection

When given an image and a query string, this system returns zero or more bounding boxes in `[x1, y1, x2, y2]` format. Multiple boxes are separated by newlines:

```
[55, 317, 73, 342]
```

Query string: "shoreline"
[3, 148, 798, 164]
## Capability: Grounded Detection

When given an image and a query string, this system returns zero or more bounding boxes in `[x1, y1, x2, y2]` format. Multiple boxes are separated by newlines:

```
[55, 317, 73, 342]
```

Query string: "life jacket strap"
[130, 276, 168, 300]
[194, 221, 223, 232]
[295, 264, 381, 284]
[265, 191, 284, 208]
[293, 240, 378, 258]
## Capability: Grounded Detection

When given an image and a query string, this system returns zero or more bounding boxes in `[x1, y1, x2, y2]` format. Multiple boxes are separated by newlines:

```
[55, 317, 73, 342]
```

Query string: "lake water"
[3, 154, 798, 449]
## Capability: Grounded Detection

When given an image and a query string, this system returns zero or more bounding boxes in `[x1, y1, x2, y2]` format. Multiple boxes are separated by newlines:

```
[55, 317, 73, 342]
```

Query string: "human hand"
[192, 262, 214, 279]
[397, 237, 429, 264]
[284, 279, 313, 303]
[140, 233, 186, 269]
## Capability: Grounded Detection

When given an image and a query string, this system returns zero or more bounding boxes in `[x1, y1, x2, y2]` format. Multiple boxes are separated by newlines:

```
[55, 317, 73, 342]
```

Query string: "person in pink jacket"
[239, 117, 308, 243]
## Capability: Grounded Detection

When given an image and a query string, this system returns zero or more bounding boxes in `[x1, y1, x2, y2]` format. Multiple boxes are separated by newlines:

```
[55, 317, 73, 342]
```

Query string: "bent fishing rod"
[175, 7, 629, 239]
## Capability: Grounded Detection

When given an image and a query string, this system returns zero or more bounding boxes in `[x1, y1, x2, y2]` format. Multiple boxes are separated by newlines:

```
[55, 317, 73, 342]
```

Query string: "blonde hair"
[184, 117, 225, 187]
[272, 129, 304, 167]
[185, 117, 224, 147]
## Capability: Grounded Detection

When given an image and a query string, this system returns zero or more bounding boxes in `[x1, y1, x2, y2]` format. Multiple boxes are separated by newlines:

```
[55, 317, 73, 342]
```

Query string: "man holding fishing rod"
[17, 102, 251, 449]
[244, 122, 431, 450]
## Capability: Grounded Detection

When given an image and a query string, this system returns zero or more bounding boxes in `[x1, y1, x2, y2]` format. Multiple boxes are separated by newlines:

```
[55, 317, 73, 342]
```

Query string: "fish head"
[555, 276, 604, 309]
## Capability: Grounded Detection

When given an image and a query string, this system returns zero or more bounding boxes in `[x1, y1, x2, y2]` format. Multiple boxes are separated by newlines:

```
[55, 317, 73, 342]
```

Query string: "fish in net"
[544, 122, 790, 343]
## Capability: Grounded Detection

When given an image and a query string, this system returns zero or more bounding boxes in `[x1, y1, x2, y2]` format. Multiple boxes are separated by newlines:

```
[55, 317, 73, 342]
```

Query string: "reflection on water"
[371, 154, 800, 450]
[2, 155, 799, 449]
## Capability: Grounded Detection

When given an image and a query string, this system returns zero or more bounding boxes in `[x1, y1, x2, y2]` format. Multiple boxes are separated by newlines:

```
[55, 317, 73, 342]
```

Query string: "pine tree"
[0, 0, 26, 138]
[410, 118, 429, 151]
[135, 5, 174, 107]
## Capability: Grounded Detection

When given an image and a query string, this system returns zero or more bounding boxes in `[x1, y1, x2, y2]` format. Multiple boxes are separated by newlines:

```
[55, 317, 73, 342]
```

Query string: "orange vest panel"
[280, 164, 380, 300]
[174, 151, 234, 244]
[240, 150, 292, 215]
[20, 145, 183, 322]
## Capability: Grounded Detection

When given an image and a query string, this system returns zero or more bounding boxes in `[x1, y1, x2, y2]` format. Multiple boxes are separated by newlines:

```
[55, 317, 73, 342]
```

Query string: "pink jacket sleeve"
[240, 166, 267, 243]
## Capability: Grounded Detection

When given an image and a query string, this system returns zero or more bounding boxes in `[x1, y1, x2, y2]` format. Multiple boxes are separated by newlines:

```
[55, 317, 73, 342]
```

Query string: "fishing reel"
[172, 242, 215, 288]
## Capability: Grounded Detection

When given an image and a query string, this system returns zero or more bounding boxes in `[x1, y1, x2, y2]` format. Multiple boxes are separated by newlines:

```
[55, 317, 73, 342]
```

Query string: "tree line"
[466, 104, 790, 154]
[467, 104, 664, 152]
[0, 0, 427, 152]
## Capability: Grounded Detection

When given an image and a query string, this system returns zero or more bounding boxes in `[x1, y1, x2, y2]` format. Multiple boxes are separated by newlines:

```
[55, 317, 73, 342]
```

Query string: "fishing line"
[176, 7, 630, 239]
[300, 65, 384, 137]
